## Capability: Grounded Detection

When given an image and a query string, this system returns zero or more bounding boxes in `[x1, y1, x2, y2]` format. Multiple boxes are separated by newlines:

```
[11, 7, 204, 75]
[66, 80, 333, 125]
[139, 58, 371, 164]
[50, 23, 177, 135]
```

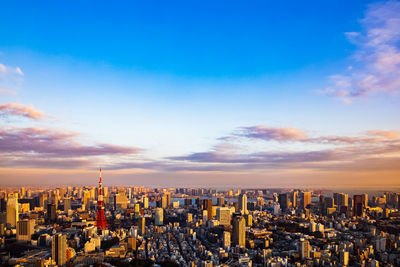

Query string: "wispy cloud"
[0, 103, 46, 120]
[320, 0, 400, 102]
[0, 63, 24, 95]
[0, 127, 143, 169]
[237, 126, 308, 141]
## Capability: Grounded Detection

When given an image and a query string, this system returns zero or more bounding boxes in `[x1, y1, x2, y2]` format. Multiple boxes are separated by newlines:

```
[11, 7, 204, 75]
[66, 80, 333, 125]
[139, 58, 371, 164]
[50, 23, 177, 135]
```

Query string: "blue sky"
[0, 0, 399, 187]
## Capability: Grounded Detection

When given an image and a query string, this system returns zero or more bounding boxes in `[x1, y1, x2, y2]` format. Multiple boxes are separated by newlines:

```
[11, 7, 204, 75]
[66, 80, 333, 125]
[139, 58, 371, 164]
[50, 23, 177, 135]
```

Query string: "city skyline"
[1, 0, 400, 188]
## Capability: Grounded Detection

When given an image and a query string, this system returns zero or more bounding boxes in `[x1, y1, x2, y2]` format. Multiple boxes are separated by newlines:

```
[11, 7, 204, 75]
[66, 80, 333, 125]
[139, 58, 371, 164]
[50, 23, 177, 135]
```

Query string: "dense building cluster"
[0, 179, 400, 266]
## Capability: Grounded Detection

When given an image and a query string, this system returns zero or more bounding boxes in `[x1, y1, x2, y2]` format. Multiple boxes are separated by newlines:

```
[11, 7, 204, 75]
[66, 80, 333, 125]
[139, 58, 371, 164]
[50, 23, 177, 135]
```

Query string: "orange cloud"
[0, 103, 45, 120]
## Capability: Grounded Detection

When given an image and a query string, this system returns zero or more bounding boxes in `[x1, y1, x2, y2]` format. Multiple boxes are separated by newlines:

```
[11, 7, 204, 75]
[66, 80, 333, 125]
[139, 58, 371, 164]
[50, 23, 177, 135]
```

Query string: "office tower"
[362, 193, 368, 208]
[16, 219, 35, 241]
[143, 196, 149, 209]
[155, 208, 163, 226]
[95, 168, 108, 230]
[291, 191, 298, 208]
[239, 193, 248, 215]
[222, 231, 231, 249]
[232, 216, 246, 248]
[114, 192, 128, 210]
[217, 196, 224, 206]
[187, 213, 192, 223]
[203, 199, 213, 220]
[165, 192, 171, 207]
[52, 233, 67, 266]
[138, 217, 145, 235]
[340, 251, 349, 266]
[202, 210, 208, 222]
[161, 194, 168, 209]
[216, 207, 231, 226]
[325, 197, 334, 208]
[334, 193, 348, 208]
[246, 214, 253, 227]
[300, 239, 310, 259]
[63, 198, 71, 212]
[83, 190, 91, 210]
[278, 193, 289, 211]
[6, 193, 19, 228]
[51, 192, 59, 210]
[20, 187, 25, 198]
[301, 192, 311, 210]
[353, 195, 364, 217]
[47, 203, 57, 223]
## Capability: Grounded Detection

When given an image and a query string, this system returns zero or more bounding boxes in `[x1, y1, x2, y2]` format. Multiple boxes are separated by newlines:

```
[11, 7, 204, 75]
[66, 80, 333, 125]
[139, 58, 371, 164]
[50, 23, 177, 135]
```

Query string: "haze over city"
[1, 0, 400, 189]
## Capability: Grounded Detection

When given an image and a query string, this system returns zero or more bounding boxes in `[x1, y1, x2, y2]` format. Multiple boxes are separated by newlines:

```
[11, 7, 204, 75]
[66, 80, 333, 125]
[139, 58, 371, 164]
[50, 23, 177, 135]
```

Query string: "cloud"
[168, 125, 400, 173]
[321, 0, 400, 102]
[238, 126, 308, 141]
[0, 127, 142, 169]
[0, 63, 24, 95]
[0, 103, 46, 120]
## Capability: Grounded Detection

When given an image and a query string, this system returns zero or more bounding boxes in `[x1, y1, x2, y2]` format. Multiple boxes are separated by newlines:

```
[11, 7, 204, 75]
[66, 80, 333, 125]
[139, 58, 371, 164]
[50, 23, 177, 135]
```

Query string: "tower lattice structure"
[95, 168, 108, 230]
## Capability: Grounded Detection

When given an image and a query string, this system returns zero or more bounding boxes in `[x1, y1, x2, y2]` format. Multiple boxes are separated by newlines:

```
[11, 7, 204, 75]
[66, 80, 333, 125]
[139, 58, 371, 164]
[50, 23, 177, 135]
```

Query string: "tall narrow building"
[239, 193, 248, 215]
[52, 233, 67, 266]
[301, 192, 311, 210]
[6, 193, 19, 228]
[95, 168, 108, 230]
[232, 215, 246, 248]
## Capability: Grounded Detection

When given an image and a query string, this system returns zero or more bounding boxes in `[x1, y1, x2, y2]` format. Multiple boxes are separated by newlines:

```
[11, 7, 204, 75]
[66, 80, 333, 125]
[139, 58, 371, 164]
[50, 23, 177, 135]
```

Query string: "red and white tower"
[95, 168, 108, 230]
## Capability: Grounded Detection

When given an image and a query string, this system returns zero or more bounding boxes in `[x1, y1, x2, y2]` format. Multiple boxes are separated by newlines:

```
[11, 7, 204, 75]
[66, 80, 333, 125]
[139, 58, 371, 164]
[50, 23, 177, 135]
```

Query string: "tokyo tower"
[95, 168, 108, 230]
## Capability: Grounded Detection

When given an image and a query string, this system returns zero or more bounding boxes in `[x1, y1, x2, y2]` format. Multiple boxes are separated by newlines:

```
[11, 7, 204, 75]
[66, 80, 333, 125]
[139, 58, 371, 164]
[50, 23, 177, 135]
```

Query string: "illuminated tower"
[95, 168, 108, 230]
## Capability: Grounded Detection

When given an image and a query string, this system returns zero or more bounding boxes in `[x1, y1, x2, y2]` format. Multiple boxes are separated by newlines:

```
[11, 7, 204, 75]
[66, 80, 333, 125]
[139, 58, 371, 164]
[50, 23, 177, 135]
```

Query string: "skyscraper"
[95, 168, 108, 230]
[353, 195, 364, 217]
[155, 208, 163, 226]
[138, 217, 145, 236]
[291, 191, 298, 208]
[278, 193, 289, 211]
[6, 193, 19, 228]
[203, 199, 213, 220]
[47, 203, 57, 223]
[52, 233, 67, 266]
[239, 193, 248, 215]
[217, 196, 225, 206]
[64, 198, 71, 212]
[232, 216, 246, 248]
[301, 192, 311, 210]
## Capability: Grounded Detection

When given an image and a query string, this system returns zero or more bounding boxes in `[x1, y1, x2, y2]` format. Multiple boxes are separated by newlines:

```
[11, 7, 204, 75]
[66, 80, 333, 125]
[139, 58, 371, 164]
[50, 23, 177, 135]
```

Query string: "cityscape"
[1, 170, 400, 266]
[1, 0, 400, 266]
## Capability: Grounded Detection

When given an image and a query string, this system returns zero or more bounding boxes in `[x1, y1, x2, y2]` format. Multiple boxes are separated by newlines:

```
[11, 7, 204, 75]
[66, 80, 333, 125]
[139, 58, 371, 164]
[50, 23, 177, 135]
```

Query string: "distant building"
[222, 231, 231, 249]
[301, 192, 311, 210]
[278, 193, 289, 211]
[138, 217, 145, 235]
[232, 216, 246, 248]
[47, 203, 57, 223]
[64, 198, 71, 212]
[155, 208, 163, 226]
[353, 195, 364, 217]
[239, 193, 248, 215]
[6, 193, 19, 228]
[216, 207, 231, 226]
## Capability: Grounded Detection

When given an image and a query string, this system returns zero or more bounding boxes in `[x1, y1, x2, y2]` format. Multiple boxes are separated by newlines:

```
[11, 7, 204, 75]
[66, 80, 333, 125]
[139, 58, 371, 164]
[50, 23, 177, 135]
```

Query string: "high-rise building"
[164, 192, 171, 208]
[278, 193, 289, 211]
[187, 213, 192, 223]
[155, 208, 163, 226]
[52, 233, 67, 266]
[47, 203, 57, 223]
[217, 197, 225, 206]
[340, 251, 349, 266]
[6, 193, 19, 228]
[95, 168, 108, 230]
[222, 231, 231, 249]
[291, 191, 298, 208]
[138, 217, 145, 236]
[334, 193, 348, 208]
[232, 216, 246, 248]
[300, 239, 311, 259]
[239, 193, 248, 215]
[203, 199, 213, 220]
[16, 219, 35, 241]
[216, 207, 231, 226]
[301, 192, 311, 210]
[127, 237, 136, 251]
[63, 198, 71, 212]
[143, 196, 149, 209]
[353, 195, 364, 217]
[362, 193, 368, 208]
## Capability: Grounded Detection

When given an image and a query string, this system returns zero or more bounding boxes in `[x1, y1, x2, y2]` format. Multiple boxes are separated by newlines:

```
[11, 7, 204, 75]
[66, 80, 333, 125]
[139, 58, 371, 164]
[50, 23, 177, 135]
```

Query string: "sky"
[0, 0, 399, 188]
